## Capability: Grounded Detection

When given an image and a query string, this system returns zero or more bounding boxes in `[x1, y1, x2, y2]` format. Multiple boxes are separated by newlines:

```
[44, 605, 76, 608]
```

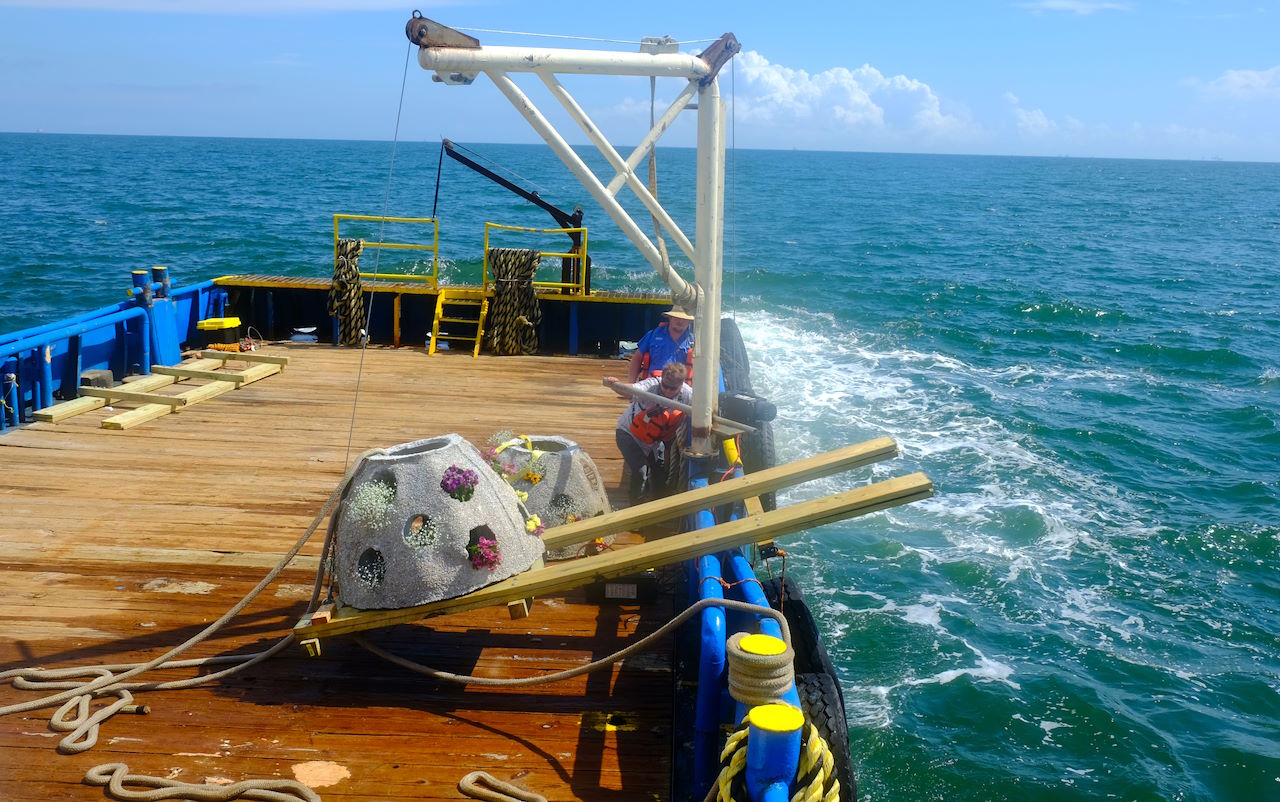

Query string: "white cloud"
[1014, 107, 1056, 136]
[732, 50, 973, 143]
[1002, 91, 1020, 105]
[1201, 66, 1280, 100]
[1016, 0, 1131, 15]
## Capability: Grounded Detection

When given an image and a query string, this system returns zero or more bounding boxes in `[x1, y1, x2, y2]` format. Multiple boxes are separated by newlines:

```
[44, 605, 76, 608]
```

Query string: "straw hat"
[664, 305, 694, 321]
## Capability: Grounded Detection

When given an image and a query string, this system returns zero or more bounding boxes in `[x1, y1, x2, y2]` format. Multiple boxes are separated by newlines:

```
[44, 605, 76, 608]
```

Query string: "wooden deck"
[0, 344, 676, 801]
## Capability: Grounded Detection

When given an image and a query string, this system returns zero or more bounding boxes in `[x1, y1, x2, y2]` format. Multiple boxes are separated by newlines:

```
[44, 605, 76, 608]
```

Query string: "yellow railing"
[333, 214, 439, 287]
[482, 222, 589, 296]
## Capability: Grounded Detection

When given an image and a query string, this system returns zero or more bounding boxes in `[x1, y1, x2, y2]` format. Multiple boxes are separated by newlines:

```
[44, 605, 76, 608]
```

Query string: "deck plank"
[0, 344, 673, 801]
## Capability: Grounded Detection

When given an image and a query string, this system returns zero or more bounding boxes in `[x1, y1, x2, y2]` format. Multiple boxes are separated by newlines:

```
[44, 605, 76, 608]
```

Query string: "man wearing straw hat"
[626, 303, 694, 383]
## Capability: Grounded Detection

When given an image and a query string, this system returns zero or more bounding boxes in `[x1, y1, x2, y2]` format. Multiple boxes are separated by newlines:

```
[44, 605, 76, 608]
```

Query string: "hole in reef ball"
[357, 547, 386, 587]
[371, 468, 398, 494]
[403, 513, 437, 548]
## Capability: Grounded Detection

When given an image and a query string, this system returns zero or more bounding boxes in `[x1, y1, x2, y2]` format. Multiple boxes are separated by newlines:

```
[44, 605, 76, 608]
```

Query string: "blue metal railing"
[1, 270, 223, 431]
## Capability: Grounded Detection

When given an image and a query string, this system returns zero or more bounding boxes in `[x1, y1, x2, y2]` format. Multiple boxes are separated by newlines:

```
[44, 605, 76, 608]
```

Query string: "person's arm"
[627, 349, 644, 383]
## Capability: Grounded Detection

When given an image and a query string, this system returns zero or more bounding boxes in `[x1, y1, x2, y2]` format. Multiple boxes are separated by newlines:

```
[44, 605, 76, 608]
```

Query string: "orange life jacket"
[628, 405, 686, 445]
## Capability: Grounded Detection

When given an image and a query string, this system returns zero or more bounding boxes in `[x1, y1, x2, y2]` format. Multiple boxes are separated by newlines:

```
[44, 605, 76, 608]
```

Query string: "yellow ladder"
[429, 289, 488, 357]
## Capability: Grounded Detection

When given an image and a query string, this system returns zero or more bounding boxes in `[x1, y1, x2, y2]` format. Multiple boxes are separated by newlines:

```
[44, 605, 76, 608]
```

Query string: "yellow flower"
[516, 490, 529, 503]
[525, 470, 543, 485]
[525, 515, 542, 533]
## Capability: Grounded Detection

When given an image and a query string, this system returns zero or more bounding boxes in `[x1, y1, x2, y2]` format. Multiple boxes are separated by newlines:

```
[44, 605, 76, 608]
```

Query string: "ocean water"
[2, 133, 1278, 801]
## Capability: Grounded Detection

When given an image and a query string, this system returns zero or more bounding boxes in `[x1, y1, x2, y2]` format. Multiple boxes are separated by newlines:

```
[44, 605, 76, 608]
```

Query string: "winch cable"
[340, 40, 413, 470]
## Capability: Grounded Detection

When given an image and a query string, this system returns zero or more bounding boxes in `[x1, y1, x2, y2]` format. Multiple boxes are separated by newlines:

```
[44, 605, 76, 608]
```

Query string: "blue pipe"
[693, 550, 726, 796]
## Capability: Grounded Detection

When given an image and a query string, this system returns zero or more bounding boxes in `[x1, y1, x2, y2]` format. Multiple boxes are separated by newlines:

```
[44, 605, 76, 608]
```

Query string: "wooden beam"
[294, 470, 933, 642]
[542, 436, 898, 550]
[198, 349, 291, 366]
[153, 363, 248, 383]
[32, 373, 180, 422]
[76, 386, 188, 408]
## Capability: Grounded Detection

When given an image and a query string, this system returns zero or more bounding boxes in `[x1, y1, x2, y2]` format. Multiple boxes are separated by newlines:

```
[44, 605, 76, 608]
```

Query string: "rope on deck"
[487, 247, 541, 355]
[327, 238, 366, 346]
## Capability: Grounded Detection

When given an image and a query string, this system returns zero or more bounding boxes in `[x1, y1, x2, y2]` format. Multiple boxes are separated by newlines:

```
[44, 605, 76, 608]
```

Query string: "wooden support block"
[507, 599, 531, 619]
[198, 349, 290, 366]
[542, 436, 899, 551]
[77, 386, 188, 408]
[296, 470, 933, 642]
[153, 364, 248, 383]
[33, 373, 179, 423]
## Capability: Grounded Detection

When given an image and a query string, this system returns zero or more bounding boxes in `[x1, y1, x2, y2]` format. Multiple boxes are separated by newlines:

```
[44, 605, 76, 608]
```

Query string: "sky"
[1, 1, 1277, 162]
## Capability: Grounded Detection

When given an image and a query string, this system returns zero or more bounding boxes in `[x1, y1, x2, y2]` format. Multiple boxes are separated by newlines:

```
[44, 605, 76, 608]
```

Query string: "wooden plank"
[101, 380, 237, 428]
[76, 385, 188, 407]
[542, 436, 899, 550]
[231, 361, 283, 386]
[295, 471, 934, 641]
[153, 363, 248, 383]
[198, 349, 290, 366]
[31, 373, 180, 422]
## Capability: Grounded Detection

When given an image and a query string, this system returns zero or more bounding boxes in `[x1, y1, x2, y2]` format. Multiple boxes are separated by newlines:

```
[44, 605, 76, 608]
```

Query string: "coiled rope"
[713, 720, 840, 802]
[487, 247, 542, 355]
[327, 238, 365, 346]
[725, 631, 795, 708]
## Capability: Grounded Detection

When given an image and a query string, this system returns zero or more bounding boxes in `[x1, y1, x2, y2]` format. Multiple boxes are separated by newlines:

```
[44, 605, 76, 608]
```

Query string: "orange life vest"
[628, 405, 686, 445]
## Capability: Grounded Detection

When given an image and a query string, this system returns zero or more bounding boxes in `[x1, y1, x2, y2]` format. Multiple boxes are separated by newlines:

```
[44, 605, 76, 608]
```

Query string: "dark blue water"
[3, 133, 1278, 801]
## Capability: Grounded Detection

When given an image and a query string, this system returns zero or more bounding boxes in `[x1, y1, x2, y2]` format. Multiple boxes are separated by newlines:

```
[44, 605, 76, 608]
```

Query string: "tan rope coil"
[725, 631, 796, 708]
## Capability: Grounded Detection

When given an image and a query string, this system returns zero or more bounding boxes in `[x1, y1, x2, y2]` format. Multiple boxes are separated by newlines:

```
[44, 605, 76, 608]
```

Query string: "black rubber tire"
[796, 672, 857, 802]
[719, 317, 752, 394]
[740, 419, 777, 511]
[763, 576, 844, 709]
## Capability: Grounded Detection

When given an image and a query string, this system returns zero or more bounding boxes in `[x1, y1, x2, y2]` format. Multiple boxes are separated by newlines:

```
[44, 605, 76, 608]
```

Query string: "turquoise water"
[3, 133, 1278, 801]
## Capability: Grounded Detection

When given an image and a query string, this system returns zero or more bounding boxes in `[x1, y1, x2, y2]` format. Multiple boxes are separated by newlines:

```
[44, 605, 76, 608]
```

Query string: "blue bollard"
[745, 703, 803, 802]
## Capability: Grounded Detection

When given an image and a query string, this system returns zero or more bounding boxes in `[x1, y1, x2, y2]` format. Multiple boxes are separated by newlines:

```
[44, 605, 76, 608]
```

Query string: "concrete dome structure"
[331, 434, 544, 610]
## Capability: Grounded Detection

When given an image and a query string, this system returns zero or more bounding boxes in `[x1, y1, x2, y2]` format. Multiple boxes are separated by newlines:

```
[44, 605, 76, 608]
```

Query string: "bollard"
[745, 703, 803, 802]
[151, 265, 170, 299]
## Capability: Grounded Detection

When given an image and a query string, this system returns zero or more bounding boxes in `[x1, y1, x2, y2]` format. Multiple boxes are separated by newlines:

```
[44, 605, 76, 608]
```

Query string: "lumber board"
[76, 385, 188, 407]
[101, 380, 237, 429]
[295, 471, 934, 641]
[198, 349, 291, 366]
[152, 363, 248, 383]
[541, 436, 899, 550]
[31, 373, 180, 422]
